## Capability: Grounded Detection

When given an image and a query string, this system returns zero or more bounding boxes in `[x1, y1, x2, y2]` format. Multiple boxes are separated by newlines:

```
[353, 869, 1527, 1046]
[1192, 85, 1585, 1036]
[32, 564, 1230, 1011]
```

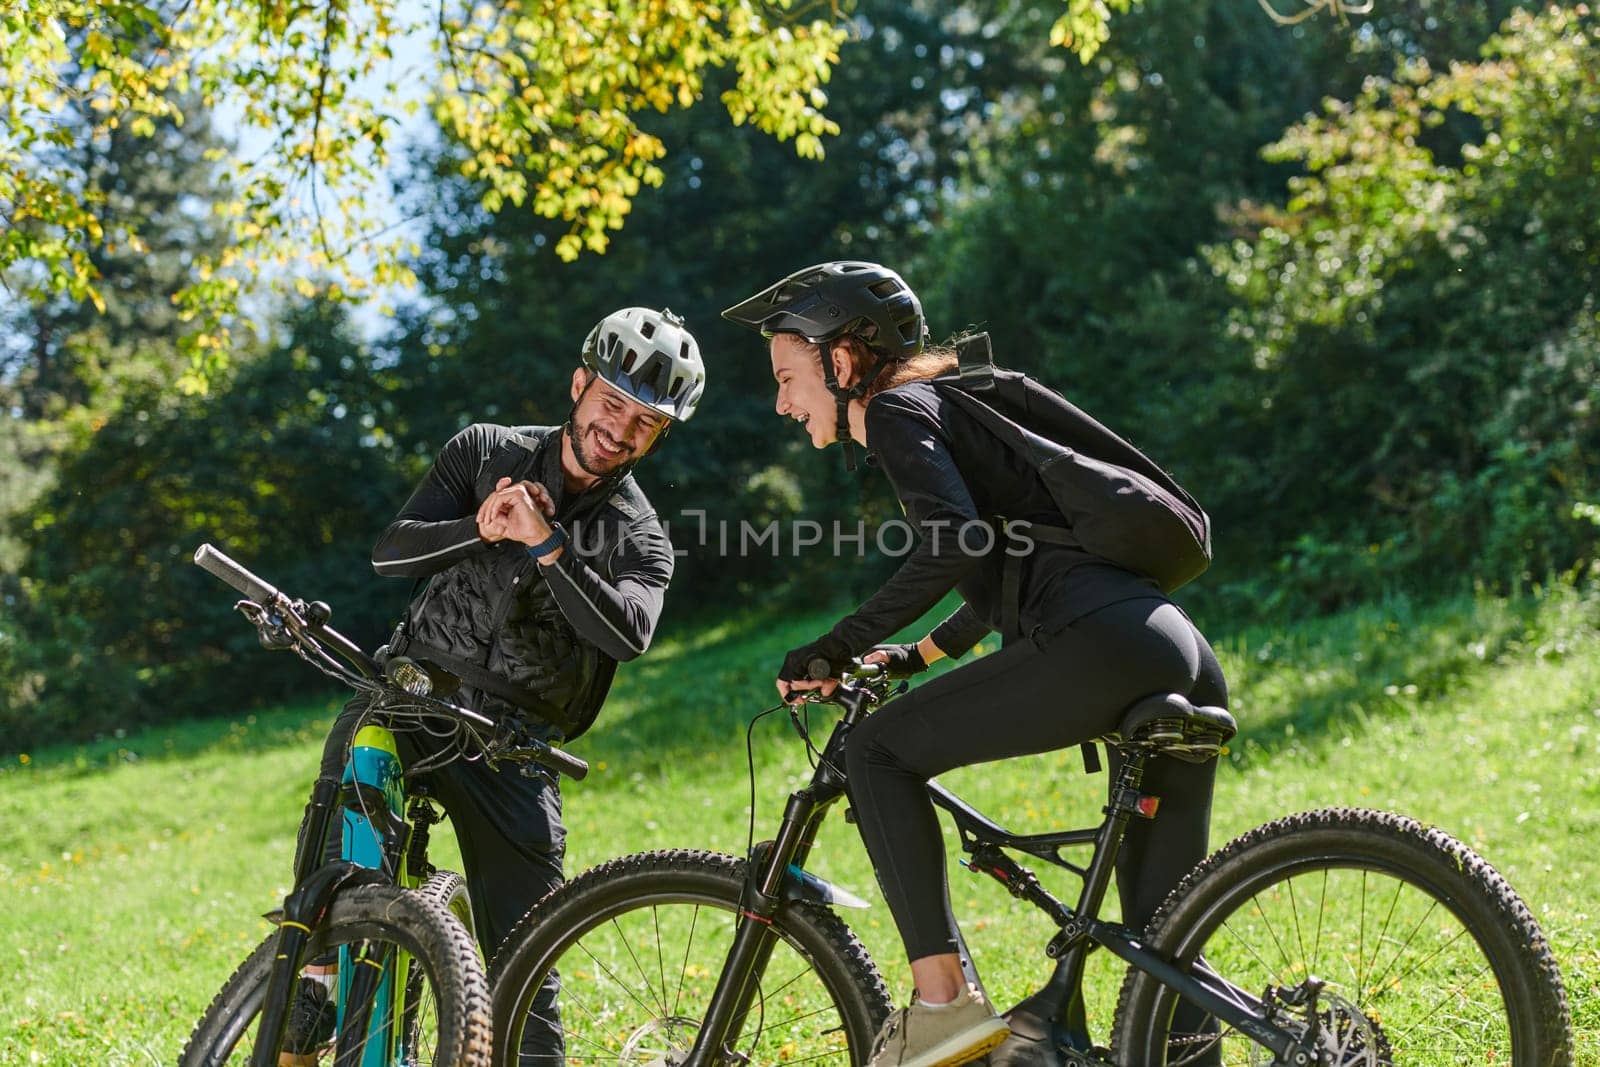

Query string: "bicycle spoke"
[1251, 888, 1297, 980]
[1116, 812, 1562, 1066]
[1218, 913, 1286, 982]
[612, 914, 670, 1018]
[1311, 867, 1327, 979]
[673, 904, 702, 1018]
[495, 857, 886, 1067]
[1361, 893, 1441, 999]
[1356, 869, 1368, 999]
[1285, 874, 1306, 978]
[576, 937, 668, 1021]
[653, 906, 668, 1019]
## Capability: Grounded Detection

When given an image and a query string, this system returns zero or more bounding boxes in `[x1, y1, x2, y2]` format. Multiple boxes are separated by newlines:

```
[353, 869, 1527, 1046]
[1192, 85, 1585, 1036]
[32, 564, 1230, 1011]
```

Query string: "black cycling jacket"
[372, 423, 673, 738]
[826, 380, 1159, 659]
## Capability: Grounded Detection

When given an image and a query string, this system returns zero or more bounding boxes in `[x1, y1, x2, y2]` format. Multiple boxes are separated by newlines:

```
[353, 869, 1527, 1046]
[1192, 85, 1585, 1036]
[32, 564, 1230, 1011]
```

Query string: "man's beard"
[569, 415, 636, 477]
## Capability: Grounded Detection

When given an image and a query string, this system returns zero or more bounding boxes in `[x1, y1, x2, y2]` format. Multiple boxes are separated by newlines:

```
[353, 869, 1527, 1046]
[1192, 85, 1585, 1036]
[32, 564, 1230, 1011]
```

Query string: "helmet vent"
[640, 320, 656, 339]
[622, 349, 638, 373]
[680, 340, 691, 360]
[868, 279, 901, 299]
[668, 376, 683, 398]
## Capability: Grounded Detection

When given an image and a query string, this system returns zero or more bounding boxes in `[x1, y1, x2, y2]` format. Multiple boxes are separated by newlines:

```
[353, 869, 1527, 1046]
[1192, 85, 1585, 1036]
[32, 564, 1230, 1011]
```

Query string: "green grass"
[2, 586, 1598, 1064]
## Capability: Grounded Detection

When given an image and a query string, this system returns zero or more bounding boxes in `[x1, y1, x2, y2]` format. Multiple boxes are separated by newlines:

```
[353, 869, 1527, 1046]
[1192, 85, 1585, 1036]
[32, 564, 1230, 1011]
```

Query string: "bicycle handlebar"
[191, 541, 589, 782]
[790, 659, 891, 707]
[520, 741, 589, 781]
[195, 543, 279, 603]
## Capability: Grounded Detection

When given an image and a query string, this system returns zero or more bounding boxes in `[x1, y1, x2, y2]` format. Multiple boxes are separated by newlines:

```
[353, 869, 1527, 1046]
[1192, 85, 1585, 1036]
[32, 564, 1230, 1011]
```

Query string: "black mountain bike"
[488, 663, 1572, 1066]
[180, 543, 589, 1067]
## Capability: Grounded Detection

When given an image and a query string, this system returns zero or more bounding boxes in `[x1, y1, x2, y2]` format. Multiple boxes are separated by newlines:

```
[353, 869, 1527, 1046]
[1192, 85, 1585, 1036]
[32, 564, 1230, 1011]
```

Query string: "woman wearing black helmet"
[724, 263, 1228, 1067]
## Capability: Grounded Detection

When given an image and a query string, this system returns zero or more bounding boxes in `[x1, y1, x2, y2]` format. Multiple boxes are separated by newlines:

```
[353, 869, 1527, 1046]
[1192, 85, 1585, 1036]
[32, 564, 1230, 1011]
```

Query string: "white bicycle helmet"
[581, 307, 707, 422]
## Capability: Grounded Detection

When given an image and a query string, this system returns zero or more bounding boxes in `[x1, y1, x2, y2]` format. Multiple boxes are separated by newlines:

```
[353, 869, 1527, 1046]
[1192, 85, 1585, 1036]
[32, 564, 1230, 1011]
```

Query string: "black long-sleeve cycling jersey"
[825, 381, 1159, 658]
[372, 423, 671, 661]
[372, 423, 672, 737]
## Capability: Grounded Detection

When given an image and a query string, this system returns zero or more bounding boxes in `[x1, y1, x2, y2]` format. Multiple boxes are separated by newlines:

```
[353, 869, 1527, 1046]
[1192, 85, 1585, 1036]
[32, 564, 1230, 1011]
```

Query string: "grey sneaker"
[867, 986, 1011, 1067]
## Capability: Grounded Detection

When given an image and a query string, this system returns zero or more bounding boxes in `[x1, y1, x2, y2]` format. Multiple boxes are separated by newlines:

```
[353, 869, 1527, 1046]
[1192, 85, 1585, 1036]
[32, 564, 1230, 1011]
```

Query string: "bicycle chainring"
[1248, 989, 1392, 1067]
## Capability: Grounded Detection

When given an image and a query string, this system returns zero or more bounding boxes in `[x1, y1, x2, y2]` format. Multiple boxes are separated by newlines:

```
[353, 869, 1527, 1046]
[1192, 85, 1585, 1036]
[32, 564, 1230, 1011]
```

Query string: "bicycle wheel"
[1111, 808, 1572, 1066]
[490, 849, 894, 1067]
[181, 883, 493, 1067]
[418, 869, 478, 944]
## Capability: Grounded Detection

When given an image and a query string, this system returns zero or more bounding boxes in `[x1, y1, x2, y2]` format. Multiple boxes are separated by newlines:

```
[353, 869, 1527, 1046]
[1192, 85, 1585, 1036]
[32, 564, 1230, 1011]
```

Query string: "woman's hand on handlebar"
[776, 633, 852, 704]
[777, 676, 839, 704]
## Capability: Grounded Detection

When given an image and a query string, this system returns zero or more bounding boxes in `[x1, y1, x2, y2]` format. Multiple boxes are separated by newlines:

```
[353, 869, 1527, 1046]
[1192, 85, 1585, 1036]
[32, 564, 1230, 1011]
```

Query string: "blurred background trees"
[4, 0, 1596, 748]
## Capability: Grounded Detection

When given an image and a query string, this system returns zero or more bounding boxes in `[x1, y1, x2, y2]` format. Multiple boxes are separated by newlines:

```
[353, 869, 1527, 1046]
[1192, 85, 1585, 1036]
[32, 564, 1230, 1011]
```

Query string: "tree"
[0, 65, 228, 572]
[1198, 5, 1600, 603]
[384, 0, 1105, 608]
[3, 298, 412, 748]
[3, 0, 1140, 373]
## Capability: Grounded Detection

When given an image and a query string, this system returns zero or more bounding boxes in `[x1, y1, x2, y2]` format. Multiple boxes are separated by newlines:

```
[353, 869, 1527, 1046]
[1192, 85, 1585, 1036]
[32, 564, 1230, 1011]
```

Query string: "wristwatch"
[525, 523, 568, 560]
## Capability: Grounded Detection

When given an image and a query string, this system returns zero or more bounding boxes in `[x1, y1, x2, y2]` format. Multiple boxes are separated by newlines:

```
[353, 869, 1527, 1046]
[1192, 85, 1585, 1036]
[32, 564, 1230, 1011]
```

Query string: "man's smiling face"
[569, 371, 667, 476]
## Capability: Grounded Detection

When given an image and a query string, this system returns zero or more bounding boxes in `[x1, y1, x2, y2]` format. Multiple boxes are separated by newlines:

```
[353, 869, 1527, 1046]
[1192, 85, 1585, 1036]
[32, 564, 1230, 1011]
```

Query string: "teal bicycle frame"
[337, 723, 419, 1067]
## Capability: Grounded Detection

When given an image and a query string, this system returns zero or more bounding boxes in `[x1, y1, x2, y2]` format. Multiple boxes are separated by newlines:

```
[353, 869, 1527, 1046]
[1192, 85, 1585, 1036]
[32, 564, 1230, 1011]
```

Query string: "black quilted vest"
[390, 426, 657, 740]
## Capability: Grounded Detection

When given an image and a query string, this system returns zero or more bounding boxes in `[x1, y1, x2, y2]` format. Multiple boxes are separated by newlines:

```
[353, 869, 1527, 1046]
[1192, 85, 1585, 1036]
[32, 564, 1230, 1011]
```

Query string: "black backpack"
[932, 333, 1212, 597]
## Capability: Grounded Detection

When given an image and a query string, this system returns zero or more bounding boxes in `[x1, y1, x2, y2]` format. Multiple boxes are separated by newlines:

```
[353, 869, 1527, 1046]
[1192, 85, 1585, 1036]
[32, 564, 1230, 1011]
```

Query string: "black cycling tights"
[843, 596, 1229, 963]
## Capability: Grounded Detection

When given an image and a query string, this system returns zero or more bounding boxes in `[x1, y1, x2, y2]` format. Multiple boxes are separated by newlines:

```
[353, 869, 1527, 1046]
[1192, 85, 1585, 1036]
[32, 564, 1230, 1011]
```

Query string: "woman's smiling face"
[770, 333, 846, 449]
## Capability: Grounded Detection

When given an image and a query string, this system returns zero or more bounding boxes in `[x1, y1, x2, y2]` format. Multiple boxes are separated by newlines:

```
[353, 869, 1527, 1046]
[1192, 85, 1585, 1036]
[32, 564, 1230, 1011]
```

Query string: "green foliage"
[4, 300, 412, 749]
[1199, 5, 1600, 603]
[9, 1, 1600, 743]
[384, 0, 1073, 607]
[1, 0, 1138, 372]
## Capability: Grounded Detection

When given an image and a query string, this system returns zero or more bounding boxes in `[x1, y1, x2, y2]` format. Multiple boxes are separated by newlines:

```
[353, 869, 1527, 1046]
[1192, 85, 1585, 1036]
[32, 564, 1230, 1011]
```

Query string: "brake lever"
[237, 598, 295, 650]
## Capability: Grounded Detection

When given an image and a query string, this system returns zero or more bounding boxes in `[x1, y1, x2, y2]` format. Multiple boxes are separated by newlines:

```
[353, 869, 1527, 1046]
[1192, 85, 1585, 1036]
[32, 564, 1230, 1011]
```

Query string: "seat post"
[1074, 745, 1146, 923]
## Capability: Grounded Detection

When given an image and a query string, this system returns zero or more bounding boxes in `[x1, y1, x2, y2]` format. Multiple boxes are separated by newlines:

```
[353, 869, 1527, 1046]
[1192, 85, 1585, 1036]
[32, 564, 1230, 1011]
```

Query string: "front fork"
[685, 781, 837, 1067]
[253, 725, 412, 1067]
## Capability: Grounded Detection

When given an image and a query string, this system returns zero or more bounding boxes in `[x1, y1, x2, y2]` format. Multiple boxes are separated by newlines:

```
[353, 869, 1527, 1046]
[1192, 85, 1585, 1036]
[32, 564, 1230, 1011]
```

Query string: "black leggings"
[843, 597, 1228, 962]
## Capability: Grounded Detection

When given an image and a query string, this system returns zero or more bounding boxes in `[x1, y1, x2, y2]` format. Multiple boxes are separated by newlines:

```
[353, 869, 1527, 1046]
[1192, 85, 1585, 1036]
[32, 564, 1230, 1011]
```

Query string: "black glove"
[778, 633, 854, 683]
[868, 641, 928, 679]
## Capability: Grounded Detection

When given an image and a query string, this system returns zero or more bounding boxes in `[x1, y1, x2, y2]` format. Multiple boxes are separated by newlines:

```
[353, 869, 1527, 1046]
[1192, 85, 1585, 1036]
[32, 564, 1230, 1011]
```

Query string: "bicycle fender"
[279, 861, 391, 929]
[783, 863, 871, 909]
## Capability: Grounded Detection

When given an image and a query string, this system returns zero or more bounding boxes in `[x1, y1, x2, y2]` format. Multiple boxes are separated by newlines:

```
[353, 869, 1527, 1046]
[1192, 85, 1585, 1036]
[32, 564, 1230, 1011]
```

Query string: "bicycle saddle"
[1108, 693, 1237, 763]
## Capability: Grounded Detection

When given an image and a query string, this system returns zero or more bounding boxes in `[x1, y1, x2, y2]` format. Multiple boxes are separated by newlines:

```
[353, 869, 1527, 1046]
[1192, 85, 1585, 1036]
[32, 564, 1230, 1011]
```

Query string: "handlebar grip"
[538, 744, 589, 782]
[806, 656, 833, 682]
[194, 543, 279, 603]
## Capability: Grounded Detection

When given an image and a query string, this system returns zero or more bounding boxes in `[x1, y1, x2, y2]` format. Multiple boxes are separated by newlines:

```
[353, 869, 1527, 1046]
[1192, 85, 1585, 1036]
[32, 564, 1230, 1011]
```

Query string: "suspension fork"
[684, 784, 836, 1066]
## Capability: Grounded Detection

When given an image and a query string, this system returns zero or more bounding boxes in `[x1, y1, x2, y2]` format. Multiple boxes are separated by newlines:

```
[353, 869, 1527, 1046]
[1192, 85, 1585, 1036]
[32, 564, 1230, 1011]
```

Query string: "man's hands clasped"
[478, 477, 564, 562]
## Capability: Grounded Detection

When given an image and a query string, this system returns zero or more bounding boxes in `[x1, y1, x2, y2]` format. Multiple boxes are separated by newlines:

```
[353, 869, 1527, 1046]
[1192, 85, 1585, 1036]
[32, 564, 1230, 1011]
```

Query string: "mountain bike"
[180, 543, 589, 1067]
[487, 662, 1573, 1065]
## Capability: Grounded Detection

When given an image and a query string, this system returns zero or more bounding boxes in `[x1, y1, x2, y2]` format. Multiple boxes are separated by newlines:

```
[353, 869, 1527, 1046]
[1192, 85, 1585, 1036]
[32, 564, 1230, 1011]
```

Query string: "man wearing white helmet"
[290, 308, 705, 1064]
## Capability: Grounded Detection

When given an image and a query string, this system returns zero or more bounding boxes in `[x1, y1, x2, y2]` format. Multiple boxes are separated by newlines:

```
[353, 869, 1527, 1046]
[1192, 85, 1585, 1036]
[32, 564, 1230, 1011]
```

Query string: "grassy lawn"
[1, 586, 1597, 1064]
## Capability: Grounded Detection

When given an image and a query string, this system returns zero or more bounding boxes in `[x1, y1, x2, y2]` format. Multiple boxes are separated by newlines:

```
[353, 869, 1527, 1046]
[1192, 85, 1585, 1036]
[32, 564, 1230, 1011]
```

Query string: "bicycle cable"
[733, 702, 789, 1062]
[743, 702, 787, 869]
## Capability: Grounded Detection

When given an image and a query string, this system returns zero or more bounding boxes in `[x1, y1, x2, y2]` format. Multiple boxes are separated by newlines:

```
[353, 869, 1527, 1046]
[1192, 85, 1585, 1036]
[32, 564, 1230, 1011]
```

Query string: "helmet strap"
[819, 343, 891, 473]
[562, 379, 647, 489]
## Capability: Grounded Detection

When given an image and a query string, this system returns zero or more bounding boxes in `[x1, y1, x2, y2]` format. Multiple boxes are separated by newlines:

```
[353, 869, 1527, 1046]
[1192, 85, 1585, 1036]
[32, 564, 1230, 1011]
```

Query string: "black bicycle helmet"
[721, 261, 927, 362]
[723, 262, 926, 470]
